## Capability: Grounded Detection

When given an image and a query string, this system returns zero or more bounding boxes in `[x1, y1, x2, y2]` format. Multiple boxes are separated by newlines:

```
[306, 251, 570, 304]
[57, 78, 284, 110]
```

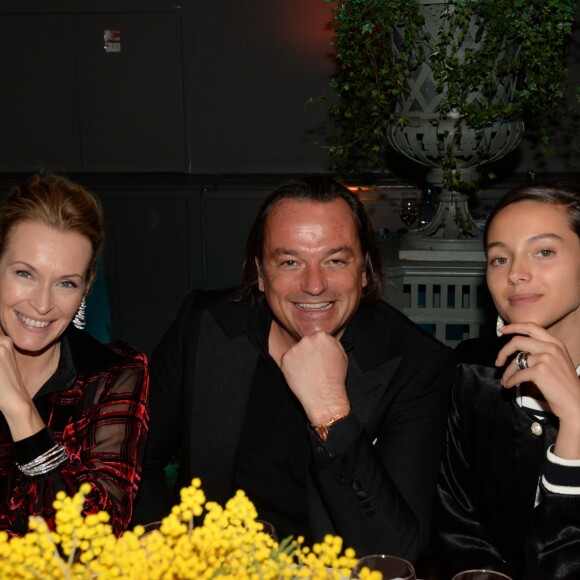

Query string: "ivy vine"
[326, 0, 579, 189]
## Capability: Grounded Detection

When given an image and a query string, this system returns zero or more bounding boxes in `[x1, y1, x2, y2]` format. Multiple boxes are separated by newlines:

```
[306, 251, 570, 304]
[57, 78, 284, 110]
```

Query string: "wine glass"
[452, 570, 513, 580]
[399, 191, 419, 229]
[350, 554, 416, 579]
[140, 520, 162, 537]
[256, 519, 279, 542]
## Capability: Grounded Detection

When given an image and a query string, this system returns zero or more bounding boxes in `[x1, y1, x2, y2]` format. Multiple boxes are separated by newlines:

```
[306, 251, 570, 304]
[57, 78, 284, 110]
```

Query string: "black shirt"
[234, 302, 357, 544]
[234, 304, 312, 543]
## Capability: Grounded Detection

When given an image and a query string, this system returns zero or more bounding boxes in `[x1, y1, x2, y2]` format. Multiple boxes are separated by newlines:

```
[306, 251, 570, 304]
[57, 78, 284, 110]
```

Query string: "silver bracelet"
[18, 444, 64, 469]
[16, 444, 69, 477]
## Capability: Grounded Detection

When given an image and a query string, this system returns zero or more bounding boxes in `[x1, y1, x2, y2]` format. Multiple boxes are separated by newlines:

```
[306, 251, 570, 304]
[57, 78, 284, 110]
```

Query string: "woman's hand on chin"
[0, 335, 44, 441]
[496, 322, 580, 459]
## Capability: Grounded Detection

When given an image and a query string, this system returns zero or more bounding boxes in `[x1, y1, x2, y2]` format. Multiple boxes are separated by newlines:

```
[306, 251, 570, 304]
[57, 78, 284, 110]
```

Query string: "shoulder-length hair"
[236, 176, 385, 305]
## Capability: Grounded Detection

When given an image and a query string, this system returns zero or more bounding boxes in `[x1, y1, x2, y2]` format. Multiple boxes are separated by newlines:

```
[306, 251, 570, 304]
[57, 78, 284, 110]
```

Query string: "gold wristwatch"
[313, 411, 351, 442]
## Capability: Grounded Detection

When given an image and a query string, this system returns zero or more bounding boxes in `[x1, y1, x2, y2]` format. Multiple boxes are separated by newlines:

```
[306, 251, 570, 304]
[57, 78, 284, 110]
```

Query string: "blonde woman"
[0, 174, 149, 536]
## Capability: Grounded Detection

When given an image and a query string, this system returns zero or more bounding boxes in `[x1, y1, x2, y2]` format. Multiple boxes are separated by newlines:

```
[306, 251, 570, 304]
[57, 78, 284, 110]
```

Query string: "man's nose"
[301, 265, 328, 295]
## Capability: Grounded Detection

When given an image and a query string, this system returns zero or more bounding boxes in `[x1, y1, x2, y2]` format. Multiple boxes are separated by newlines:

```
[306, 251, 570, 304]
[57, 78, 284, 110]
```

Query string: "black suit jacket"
[433, 337, 580, 580]
[133, 288, 455, 561]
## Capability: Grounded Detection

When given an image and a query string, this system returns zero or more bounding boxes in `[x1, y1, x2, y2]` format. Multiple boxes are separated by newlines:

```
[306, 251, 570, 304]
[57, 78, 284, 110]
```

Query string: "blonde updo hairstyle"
[0, 173, 104, 288]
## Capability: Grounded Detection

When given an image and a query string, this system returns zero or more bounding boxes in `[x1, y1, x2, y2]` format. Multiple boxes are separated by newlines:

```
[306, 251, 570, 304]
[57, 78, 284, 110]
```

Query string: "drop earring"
[73, 299, 86, 330]
[496, 314, 506, 337]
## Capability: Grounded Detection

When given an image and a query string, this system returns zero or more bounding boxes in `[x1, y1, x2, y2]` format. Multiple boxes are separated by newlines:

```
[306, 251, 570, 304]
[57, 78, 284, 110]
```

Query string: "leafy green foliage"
[327, 0, 578, 188]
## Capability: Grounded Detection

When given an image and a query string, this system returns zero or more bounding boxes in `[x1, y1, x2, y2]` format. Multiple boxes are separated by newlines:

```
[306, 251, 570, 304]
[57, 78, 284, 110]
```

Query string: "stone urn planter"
[387, 0, 524, 260]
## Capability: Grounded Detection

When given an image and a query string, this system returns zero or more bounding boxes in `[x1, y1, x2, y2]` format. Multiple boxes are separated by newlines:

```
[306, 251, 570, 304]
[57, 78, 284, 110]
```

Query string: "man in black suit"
[133, 176, 455, 562]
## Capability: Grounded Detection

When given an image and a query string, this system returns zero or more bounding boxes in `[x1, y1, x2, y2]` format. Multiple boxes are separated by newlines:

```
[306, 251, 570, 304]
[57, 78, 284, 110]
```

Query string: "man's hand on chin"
[279, 332, 350, 425]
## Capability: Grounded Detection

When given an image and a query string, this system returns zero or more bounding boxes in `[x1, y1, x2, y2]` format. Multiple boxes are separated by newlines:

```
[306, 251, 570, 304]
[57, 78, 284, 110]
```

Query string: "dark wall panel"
[103, 198, 192, 300]
[98, 186, 203, 355]
[0, 0, 335, 175]
[203, 189, 270, 289]
[0, 14, 81, 172]
[0, 6, 187, 173]
[183, 0, 335, 173]
[76, 12, 186, 171]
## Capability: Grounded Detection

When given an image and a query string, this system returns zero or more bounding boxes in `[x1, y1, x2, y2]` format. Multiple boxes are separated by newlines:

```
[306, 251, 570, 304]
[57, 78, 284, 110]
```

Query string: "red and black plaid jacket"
[0, 326, 149, 536]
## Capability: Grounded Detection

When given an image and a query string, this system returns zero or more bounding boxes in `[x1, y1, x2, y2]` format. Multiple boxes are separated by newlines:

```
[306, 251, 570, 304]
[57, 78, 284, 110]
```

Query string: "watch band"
[313, 410, 351, 442]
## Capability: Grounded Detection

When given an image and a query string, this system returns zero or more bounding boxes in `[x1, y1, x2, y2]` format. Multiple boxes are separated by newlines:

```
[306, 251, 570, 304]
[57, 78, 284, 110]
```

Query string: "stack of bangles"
[16, 444, 69, 477]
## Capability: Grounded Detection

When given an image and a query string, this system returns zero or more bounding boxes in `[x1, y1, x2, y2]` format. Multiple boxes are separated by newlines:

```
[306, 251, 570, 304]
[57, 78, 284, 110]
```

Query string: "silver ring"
[516, 351, 530, 371]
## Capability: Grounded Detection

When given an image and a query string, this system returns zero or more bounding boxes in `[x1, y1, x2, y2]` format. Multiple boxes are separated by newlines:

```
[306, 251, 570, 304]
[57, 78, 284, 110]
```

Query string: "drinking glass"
[256, 519, 279, 542]
[350, 554, 416, 579]
[452, 570, 513, 580]
[140, 520, 162, 537]
[399, 192, 419, 229]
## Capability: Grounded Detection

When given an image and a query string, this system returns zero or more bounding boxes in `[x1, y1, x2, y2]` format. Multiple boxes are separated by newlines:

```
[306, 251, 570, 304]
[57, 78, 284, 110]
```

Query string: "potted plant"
[326, 0, 578, 256]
